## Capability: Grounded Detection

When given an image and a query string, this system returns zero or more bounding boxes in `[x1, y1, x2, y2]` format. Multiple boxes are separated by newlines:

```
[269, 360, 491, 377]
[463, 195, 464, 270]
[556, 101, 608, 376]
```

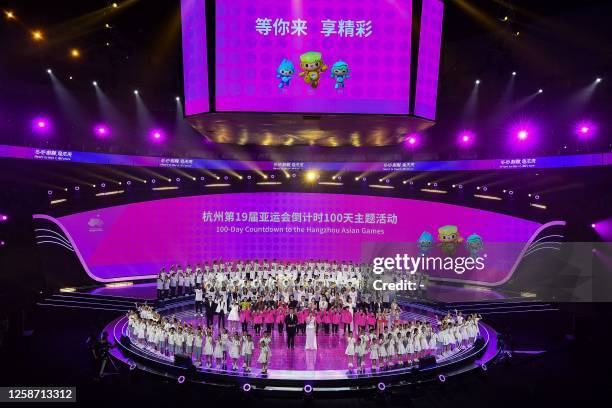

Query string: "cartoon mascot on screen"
[330, 60, 350, 89]
[437, 225, 464, 257]
[276, 59, 295, 89]
[299, 51, 327, 89]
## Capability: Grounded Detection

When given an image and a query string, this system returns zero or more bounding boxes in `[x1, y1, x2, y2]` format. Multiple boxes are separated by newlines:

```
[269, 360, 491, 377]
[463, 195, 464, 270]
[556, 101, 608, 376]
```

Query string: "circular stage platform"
[106, 302, 499, 393]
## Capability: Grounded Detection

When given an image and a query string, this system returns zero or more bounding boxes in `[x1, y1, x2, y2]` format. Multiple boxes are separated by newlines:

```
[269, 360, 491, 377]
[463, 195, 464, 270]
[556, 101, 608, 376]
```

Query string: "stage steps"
[37, 291, 149, 312]
[37, 290, 196, 313]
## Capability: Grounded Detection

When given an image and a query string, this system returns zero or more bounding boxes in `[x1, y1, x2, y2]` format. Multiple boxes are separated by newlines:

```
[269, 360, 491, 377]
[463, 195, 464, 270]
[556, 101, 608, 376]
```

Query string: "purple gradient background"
[181, 0, 209, 116]
[215, 0, 412, 114]
[413, 0, 444, 120]
[53, 193, 542, 283]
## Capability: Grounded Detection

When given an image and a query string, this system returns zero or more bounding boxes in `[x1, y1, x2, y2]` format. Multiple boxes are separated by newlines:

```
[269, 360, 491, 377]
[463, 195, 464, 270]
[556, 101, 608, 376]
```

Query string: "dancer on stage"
[305, 312, 318, 350]
[241, 333, 254, 372]
[216, 295, 228, 329]
[378, 333, 388, 370]
[194, 286, 204, 317]
[355, 336, 367, 373]
[370, 336, 379, 372]
[213, 334, 224, 369]
[220, 328, 229, 364]
[203, 327, 214, 368]
[258, 331, 272, 374]
[229, 332, 241, 371]
[345, 330, 355, 372]
[276, 303, 286, 334]
[194, 328, 203, 367]
[227, 300, 240, 332]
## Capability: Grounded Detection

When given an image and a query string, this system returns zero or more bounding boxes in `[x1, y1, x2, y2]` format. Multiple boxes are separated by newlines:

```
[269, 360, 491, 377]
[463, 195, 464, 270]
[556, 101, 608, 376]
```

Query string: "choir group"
[124, 260, 483, 374]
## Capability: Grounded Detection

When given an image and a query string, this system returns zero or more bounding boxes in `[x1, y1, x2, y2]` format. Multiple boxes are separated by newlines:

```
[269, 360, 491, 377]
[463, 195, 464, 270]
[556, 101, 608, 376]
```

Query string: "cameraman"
[93, 331, 118, 378]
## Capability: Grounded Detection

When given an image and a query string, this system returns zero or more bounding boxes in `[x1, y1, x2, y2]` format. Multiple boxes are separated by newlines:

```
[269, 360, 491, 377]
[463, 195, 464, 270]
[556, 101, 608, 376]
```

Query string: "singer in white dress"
[305, 314, 318, 350]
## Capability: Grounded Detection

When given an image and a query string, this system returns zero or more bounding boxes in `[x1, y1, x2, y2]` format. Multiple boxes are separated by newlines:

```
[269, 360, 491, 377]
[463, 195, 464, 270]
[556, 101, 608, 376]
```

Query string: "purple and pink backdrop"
[35, 193, 557, 285]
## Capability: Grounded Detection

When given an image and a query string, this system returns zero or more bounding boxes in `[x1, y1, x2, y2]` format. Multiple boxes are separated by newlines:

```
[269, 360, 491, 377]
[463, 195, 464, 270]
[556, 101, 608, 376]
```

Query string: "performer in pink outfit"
[341, 307, 353, 334]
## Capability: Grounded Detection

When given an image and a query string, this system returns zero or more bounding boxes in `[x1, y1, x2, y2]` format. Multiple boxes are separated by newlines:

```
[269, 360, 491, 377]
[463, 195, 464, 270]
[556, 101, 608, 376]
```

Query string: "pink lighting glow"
[458, 130, 475, 146]
[509, 120, 537, 148]
[575, 121, 596, 138]
[149, 128, 165, 143]
[405, 134, 419, 148]
[94, 124, 111, 138]
[32, 117, 52, 135]
[591, 218, 612, 241]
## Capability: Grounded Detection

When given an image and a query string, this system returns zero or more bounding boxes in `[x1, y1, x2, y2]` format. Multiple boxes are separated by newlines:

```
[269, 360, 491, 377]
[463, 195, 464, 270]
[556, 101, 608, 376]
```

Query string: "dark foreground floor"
[0, 304, 606, 407]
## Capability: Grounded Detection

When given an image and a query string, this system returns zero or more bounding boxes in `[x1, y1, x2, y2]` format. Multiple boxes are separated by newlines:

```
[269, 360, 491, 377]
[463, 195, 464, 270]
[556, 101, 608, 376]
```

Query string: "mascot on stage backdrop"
[437, 225, 463, 257]
[465, 234, 484, 259]
[417, 231, 434, 256]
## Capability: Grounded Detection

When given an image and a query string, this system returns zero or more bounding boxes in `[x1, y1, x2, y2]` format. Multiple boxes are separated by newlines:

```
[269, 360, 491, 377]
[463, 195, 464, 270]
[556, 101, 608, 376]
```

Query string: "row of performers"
[129, 305, 481, 373]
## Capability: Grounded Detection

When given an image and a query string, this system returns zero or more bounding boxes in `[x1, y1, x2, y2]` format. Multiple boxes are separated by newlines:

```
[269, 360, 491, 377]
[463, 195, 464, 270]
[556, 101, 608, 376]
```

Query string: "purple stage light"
[458, 130, 475, 146]
[509, 120, 537, 145]
[406, 134, 419, 147]
[177, 375, 185, 384]
[94, 124, 111, 138]
[377, 382, 386, 391]
[0, 215, 7, 221]
[242, 383, 252, 392]
[591, 218, 612, 241]
[32, 117, 52, 135]
[303, 384, 313, 394]
[149, 128, 165, 143]
[575, 121, 596, 138]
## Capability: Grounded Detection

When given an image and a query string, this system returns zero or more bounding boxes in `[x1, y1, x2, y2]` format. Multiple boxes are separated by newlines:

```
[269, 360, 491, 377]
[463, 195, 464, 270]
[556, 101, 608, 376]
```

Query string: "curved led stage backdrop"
[34, 193, 561, 286]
